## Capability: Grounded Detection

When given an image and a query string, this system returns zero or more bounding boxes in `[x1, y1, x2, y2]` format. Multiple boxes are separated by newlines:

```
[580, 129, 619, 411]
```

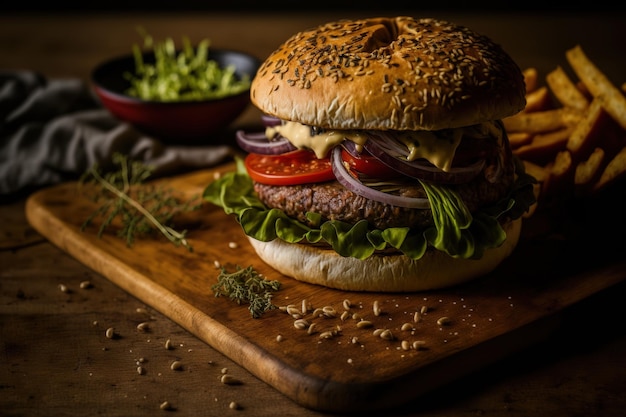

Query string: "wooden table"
[2, 11, 626, 416]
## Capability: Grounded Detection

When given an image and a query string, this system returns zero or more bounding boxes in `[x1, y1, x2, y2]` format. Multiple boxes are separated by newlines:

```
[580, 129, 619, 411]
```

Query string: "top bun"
[251, 16, 526, 131]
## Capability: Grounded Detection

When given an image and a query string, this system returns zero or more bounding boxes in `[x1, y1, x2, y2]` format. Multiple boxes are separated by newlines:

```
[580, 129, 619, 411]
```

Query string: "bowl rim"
[91, 47, 260, 105]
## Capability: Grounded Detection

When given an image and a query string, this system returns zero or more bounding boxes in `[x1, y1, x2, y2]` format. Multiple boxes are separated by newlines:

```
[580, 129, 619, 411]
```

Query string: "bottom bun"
[246, 218, 522, 292]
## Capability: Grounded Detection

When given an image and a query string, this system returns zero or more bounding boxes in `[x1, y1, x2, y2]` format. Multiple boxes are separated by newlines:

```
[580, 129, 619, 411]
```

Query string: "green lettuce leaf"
[202, 157, 536, 260]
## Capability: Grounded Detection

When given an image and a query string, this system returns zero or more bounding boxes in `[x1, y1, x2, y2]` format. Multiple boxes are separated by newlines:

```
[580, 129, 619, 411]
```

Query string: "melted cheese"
[396, 130, 462, 172]
[266, 123, 368, 159]
[267, 120, 501, 172]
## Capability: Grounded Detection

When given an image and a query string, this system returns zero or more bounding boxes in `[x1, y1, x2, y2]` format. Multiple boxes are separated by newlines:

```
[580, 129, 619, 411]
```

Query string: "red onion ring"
[330, 147, 430, 209]
[235, 130, 297, 155]
[363, 132, 485, 184]
[341, 140, 362, 158]
[261, 114, 282, 127]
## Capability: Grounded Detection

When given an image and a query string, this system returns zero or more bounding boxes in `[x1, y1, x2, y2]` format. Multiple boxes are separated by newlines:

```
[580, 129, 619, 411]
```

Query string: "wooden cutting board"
[25, 164, 626, 413]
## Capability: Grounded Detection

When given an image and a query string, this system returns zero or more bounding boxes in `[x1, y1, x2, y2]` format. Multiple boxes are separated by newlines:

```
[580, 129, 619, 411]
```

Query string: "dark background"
[1, 1, 622, 13]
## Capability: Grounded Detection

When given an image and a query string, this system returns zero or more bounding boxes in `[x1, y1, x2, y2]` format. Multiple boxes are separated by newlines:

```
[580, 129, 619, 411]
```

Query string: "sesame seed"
[221, 374, 242, 385]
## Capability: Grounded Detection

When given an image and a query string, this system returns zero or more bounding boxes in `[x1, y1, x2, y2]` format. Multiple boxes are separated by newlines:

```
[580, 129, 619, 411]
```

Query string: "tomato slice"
[244, 150, 335, 185]
[340, 148, 398, 179]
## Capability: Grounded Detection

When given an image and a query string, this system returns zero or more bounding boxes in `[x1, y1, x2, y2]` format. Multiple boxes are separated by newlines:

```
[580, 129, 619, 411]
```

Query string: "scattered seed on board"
[136, 322, 150, 332]
[401, 340, 411, 351]
[159, 401, 172, 410]
[373, 300, 381, 317]
[229, 401, 240, 410]
[322, 306, 337, 318]
[79, 280, 92, 289]
[311, 307, 324, 318]
[413, 340, 426, 350]
[294, 319, 309, 330]
[221, 374, 241, 385]
[105, 327, 115, 339]
[401, 323, 414, 332]
[379, 329, 394, 341]
[58, 284, 69, 293]
[164, 339, 173, 350]
[228, 241, 238, 249]
[342, 299, 352, 310]
[170, 360, 183, 371]
[413, 311, 422, 323]
[356, 320, 373, 329]
[137, 366, 145, 375]
[276, 334, 284, 342]
[437, 317, 451, 326]
[420, 305, 428, 314]
[286, 305, 302, 318]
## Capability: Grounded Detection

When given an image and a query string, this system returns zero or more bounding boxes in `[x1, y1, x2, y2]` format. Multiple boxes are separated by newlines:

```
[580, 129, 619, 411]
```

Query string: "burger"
[204, 16, 536, 292]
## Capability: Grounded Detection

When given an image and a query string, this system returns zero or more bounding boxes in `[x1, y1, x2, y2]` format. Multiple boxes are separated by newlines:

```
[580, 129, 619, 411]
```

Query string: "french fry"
[546, 65, 589, 111]
[574, 147, 605, 193]
[508, 132, 533, 148]
[510, 47, 625, 203]
[565, 98, 622, 162]
[514, 127, 573, 165]
[592, 146, 626, 192]
[523, 86, 553, 113]
[566, 45, 626, 130]
[503, 107, 581, 133]
[565, 98, 603, 159]
[523, 67, 539, 93]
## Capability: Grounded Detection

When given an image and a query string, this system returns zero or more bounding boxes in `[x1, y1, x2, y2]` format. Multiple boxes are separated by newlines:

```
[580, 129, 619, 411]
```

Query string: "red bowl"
[91, 49, 260, 143]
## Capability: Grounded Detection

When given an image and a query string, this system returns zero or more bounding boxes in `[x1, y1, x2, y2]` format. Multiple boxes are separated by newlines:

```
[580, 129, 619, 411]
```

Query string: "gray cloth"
[0, 71, 233, 196]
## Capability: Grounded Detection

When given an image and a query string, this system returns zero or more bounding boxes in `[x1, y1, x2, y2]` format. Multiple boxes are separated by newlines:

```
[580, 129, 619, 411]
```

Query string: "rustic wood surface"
[1, 10, 626, 417]
[23, 165, 626, 413]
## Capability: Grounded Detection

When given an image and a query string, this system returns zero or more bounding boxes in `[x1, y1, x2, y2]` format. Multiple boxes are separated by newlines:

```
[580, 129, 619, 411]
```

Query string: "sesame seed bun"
[251, 16, 526, 131]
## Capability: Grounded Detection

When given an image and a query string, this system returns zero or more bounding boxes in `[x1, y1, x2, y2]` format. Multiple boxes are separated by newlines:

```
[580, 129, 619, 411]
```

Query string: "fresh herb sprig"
[80, 153, 199, 251]
[212, 265, 281, 318]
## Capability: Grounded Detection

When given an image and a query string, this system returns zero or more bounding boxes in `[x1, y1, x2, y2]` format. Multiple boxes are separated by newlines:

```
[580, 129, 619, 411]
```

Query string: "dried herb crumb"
[212, 265, 281, 318]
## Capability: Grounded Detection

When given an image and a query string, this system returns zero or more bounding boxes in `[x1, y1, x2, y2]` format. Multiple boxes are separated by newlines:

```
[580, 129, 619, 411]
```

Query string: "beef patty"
[253, 162, 515, 230]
